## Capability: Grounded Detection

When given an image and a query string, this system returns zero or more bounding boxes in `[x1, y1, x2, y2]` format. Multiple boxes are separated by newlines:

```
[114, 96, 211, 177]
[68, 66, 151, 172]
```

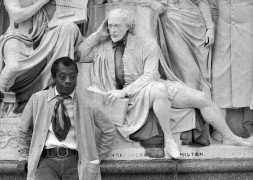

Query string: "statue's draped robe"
[90, 35, 163, 141]
[0, 8, 83, 103]
[155, 0, 212, 145]
[157, 0, 212, 94]
[212, 0, 253, 109]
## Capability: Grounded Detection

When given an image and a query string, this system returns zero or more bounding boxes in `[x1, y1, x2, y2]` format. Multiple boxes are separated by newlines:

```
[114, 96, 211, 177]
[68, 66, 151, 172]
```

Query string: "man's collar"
[47, 86, 75, 102]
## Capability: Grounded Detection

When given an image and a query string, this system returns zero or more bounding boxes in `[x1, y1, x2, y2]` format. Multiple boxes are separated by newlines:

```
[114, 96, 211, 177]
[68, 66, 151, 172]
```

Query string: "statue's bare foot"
[164, 138, 180, 159]
[223, 136, 253, 147]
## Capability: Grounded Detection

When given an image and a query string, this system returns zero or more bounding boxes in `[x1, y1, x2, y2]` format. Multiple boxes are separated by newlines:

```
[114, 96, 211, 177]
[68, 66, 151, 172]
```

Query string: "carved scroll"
[37, 0, 89, 27]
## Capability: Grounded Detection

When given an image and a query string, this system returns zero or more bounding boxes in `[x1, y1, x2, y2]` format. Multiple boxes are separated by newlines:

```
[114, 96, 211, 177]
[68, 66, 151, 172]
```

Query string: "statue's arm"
[76, 19, 109, 63]
[76, 32, 101, 63]
[195, 0, 215, 45]
[123, 42, 160, 96]
[195, 0, 214, 29]
[209, 0, 219, 24]
[3, 0, 50, 23]
[93, 109, 116, 161]
[18, 95, 34, 161]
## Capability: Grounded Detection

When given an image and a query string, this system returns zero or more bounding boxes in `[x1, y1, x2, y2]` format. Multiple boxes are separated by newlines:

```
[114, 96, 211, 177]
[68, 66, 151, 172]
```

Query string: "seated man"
[76, 8, 253, 158]
[17, 57, 116, 180]
[0, 0, 83, 114]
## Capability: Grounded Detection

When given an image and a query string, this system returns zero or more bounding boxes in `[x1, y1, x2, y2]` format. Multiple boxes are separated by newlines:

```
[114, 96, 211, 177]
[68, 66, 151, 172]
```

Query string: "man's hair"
[51, 56, 78, 78]
[108, 8, 135, 34]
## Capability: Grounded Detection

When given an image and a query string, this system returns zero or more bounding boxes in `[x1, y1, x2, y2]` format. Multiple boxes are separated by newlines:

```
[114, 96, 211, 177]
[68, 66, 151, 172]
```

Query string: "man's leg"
[149, 82, 180, 158]
[172, 85, 253, 146]
[62, 155, 79, 180]
[35, 157, 61, 180]
[36, 155, 78, 180]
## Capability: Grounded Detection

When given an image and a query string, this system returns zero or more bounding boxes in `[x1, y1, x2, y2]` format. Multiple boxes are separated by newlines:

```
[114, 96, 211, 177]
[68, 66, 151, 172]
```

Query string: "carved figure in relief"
[155, 0, 214, 94]
[149, 0, 215, 145]
[106, 0, 215, 145]
[211, 0, 253, 141]
[0, 0, 83, 114]
[76, 8, 253, 158]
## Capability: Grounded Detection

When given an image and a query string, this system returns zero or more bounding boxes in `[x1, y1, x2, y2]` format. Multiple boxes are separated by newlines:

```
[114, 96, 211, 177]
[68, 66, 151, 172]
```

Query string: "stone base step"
[1, 158, 253, 180]
[105, 130, 253, 160]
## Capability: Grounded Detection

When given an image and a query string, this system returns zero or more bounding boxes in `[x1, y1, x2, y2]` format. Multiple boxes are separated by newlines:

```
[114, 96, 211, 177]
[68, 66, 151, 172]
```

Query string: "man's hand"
[104, 90, 126, 105]
[150, 1, 165, 15]
[96, 18, 110, 41]
[17, 160, 28, 174]
[205, 28, 214, 47]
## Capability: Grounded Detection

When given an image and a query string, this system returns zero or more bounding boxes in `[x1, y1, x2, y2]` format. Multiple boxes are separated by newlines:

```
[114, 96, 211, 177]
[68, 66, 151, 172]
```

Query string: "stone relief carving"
[0, 0, 84, 159]
[0, 0, 84, 116]
[0, 0, 253, 160]
[211, 0, 253, 142]
[76, 6, 253, 159]
[0, 118, 19, 150]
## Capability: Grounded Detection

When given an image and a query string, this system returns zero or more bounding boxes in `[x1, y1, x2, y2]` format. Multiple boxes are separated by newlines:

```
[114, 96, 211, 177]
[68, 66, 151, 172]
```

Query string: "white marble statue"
[0, 0, 83, 114]
[76, 8, 253, 159]
[211, 0, 253, 142]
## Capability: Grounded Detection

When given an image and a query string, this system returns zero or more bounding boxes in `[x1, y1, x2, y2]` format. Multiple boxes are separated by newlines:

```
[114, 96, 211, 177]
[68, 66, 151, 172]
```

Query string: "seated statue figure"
[102, 0, 213, 145]
[0, 0, 83, 114]
[76, 8, 253, 158]
[153, 0, 215, 144]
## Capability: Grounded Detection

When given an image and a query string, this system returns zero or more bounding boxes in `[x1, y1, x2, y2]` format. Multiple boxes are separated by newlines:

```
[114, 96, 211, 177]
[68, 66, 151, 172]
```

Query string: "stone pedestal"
[105, 130, 253, 160]
[0, 117, 20, 160]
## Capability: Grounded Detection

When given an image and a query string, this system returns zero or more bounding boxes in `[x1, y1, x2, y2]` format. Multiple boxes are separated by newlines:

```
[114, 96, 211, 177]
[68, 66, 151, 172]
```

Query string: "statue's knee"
[150, 82, 167, 101]
[198, 91, 212, 105]
[7, 62, 19, 73]
[61, 22, 79, 34]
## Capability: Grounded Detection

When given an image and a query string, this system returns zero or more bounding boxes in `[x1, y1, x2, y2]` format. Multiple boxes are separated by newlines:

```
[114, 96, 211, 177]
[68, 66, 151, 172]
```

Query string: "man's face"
[53, 63, 77, 95]
[108, 13, 128, 42]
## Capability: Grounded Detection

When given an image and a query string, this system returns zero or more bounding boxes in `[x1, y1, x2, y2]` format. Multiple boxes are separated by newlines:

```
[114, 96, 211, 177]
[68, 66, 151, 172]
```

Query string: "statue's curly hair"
[108, 8, 135, 34]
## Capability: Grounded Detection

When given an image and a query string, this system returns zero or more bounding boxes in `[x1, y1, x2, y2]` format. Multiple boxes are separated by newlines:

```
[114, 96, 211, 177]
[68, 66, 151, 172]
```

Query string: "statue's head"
[108, 8, 135, 42]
